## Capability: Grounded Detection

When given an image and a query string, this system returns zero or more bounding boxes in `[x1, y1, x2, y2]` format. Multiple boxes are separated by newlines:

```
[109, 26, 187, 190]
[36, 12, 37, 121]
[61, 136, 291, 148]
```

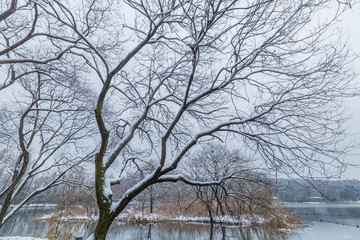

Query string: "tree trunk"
[93, 213, 114, 240]
[207, 204, 214, 223]
[209, 224, 214, 240]
[0, 188, 14, 226]
[221, 226, 226, 240]
[150, 195, 153, 214]
[93, 154, 114, 240]
[0, 166, 19, 227]
[146, 224, 152, 239]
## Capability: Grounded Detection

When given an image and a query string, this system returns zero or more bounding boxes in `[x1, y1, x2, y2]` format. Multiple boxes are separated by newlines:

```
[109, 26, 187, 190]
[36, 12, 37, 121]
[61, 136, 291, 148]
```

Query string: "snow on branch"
[110, 172, 156, 212]
[0, 47, 70, 65]
[156, 174, 227, 186]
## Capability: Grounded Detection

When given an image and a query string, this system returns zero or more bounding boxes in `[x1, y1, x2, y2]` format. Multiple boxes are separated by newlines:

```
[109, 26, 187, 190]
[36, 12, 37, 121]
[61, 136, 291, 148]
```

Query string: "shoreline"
[34, 211, 267, 227]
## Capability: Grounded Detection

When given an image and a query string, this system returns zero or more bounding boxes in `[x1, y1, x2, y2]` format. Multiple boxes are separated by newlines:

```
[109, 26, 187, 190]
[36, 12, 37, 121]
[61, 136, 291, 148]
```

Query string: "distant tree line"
[4, 174, 360, 206]
[276, 179, 360, 202]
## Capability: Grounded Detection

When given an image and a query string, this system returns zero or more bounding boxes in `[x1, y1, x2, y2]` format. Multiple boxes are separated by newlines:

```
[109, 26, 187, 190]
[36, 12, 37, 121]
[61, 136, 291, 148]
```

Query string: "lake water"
[287, 203, 360, 240]
[0, 203, 360, 239]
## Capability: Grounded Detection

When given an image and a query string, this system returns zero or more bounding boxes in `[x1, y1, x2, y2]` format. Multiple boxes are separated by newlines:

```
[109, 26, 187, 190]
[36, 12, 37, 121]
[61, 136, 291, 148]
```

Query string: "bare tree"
[1, 0, 358, 239]
[184, 144, 272, 222]
[0, 0, 100, 225]
[0, 69, 95, 227]
[132, 159, 159, 214]
[184, 144, 245, 222]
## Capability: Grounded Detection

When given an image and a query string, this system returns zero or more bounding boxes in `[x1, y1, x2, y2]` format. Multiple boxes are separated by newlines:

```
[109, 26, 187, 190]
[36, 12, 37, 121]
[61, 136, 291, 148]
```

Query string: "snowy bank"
[0, 204, 57, 208]
[0, 237, 47, 240]
[36, 211, 265, 226]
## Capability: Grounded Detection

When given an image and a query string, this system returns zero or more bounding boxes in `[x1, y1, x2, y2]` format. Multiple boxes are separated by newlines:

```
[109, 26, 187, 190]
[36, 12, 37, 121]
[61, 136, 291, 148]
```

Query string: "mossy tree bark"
[93, 212, 114, 240]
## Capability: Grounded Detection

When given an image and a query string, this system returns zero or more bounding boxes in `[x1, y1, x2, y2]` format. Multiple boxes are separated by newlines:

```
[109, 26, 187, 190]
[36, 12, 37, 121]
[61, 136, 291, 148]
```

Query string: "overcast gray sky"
[339, 3, 360, 179]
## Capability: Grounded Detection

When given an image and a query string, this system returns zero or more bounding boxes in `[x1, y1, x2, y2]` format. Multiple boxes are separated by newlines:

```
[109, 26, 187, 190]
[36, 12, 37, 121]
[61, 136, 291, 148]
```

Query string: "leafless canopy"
[0, 0, 358, 239]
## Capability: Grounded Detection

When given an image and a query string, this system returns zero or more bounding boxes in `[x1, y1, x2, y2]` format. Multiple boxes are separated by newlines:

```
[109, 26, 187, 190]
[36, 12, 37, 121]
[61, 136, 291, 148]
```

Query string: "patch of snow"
[0, 237, 47, 240]
[37, 212, 98, 222]
[36, 208, 266, 227]
[37, 213, 55, 220]
[103, 176, 112, 198]
[0, 204, 57, 208]
[58, 215, 98, 222]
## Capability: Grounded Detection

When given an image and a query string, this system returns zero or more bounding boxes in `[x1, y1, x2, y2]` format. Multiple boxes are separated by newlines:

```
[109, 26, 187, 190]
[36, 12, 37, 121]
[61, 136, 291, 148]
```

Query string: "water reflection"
[0, 207, 53, 237]
[104, 223, 290, 240]
[0, 207, 291, 239]
[2, 204, 360, 239]
[289, 203, 360, 227]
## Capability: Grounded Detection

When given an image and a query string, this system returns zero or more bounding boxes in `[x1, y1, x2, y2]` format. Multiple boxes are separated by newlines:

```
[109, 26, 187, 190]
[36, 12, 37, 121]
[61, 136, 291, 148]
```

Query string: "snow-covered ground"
[0, 204, 57, 208]
[37, 210, 265, 226]
[0, 237, 47, 240]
